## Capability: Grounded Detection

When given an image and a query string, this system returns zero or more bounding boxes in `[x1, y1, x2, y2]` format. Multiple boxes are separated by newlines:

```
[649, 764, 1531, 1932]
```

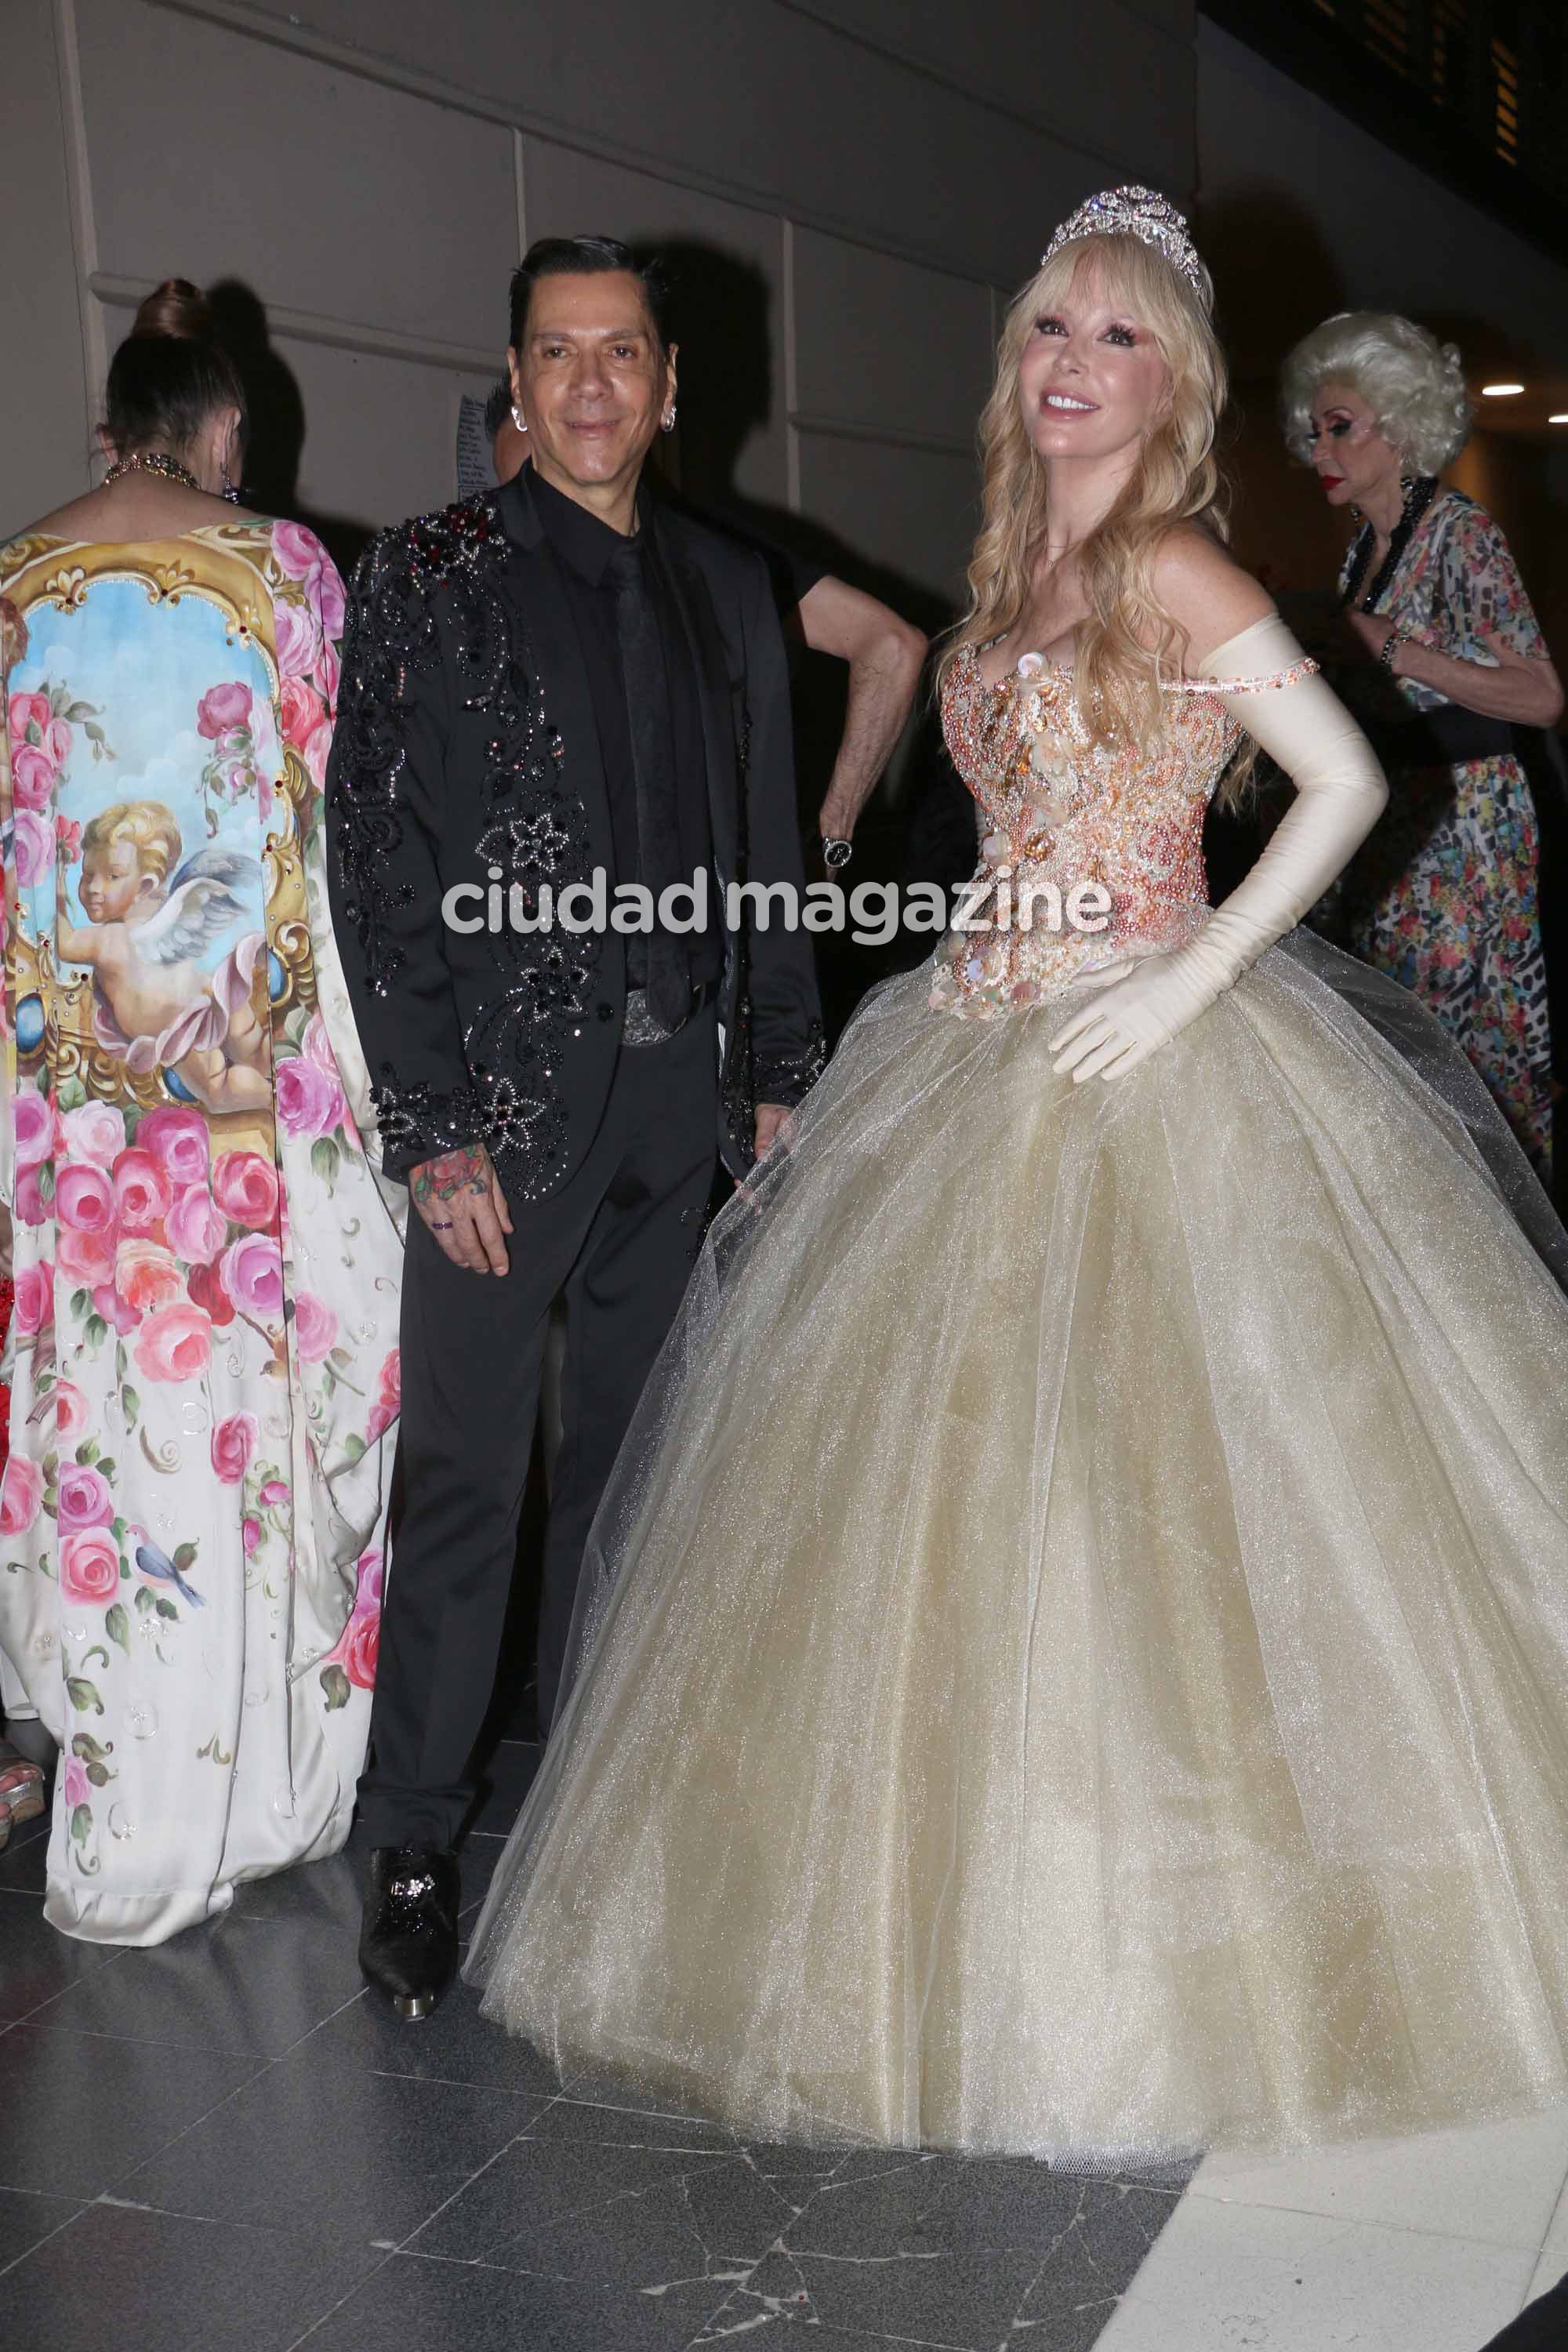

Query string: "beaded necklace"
[1341, 474, 1439, 614]
[102, 450, 202, 493]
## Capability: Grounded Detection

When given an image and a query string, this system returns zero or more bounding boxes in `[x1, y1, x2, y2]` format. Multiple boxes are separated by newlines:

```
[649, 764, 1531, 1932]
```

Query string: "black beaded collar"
[1341, 474, 1440, 615]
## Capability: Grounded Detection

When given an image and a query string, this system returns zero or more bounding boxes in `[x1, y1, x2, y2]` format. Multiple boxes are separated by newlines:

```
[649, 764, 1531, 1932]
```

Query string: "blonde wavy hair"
[941, 233, 1233, 772]
[82, 798, 182, 886]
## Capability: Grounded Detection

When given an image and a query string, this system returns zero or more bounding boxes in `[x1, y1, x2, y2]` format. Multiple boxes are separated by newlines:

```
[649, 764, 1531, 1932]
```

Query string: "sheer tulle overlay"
[468, 935, 1568, 2164]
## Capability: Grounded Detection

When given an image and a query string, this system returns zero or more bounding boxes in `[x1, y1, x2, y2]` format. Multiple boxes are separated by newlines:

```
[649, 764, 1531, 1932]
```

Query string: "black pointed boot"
[358, 1845, 460, 2021]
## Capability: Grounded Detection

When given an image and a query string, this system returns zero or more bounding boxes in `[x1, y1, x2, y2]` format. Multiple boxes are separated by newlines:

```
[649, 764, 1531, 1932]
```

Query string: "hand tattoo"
[412, 1142, 491, 1207]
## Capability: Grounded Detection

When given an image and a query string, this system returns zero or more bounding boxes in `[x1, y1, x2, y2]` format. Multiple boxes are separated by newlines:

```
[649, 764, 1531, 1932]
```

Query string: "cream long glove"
[1050, 613, 1388, 1083]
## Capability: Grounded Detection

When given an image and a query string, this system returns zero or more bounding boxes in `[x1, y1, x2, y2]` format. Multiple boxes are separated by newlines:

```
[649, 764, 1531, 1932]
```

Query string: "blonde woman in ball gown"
[0, 282, 403, 1943]
[468, 194, 1568, 2164]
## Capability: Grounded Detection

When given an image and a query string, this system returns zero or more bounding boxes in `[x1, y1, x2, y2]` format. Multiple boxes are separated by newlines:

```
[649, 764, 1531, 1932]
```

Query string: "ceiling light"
[1550, 413, 1568, 424]
[1481, 383, 1524, 397]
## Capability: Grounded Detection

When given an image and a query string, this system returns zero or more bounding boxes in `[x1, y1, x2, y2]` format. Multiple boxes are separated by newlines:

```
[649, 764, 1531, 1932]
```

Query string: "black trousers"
[358, 1007, 718, 1849]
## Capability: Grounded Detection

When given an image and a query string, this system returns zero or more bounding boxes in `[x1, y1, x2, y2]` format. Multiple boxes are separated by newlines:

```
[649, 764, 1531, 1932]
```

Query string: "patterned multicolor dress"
[0, 520, 404, 1944]
[1320, 487, 1553, 1174]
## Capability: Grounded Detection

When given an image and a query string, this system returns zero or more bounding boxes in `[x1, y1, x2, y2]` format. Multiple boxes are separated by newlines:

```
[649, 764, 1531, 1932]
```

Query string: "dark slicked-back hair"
[508, 236, 673, 354]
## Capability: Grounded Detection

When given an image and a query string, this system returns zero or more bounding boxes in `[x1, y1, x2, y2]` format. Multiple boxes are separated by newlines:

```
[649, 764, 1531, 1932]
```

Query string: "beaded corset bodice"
[932, 645, 1243, 1018]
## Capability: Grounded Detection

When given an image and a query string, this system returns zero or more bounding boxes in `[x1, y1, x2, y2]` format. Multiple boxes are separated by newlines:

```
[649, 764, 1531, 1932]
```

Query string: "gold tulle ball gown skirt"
[467, 936, 1568, 2168]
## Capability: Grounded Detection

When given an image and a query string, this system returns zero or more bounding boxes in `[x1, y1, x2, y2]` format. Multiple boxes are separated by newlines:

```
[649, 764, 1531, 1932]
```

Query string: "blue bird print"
[125, 1525, 205, 1610]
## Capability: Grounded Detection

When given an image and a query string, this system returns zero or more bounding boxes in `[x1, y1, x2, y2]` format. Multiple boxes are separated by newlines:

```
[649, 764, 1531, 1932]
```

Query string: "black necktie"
[605, 536, 690, 1030]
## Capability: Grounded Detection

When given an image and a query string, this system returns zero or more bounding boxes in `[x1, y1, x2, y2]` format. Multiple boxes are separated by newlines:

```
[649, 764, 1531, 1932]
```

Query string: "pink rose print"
[63, 1756, 92, 1811]
[92, 1282, 140, 1338]
[57, 1463, 114, 1532]
[8, 688, 50, 743]
[56, 812, 82, 865]
[61, 1101, 125, 1165]
[272, 600, 323, 688]
[353, 1547, 385, 1614]
[272, 521, 345, 638]
[342, 1610, 379, 1689]
[277, 672, 332, 786]
[114, 1239, 184, 1316]
[242, 1515, 262, 1555]
[221, 1232, 283, 1319]
[111, 1147, 172, 1233]
[54, 1379, 89, 1443]
[13, 1169, 48, 1229]
[187, 1258, 234, 1327]
[258, 1477, 290, 1508]
[211, 1411, 260, 1485]
[13, 1090, 56, 1171]
[59, 1227, 117, 1287]
[319, 1544, 383, 1690]
[212, 1150, 279, 1232]
[44, 714, 72, 768]
[365, 1347, 400, 1444]
[292, 1291, 338, 1363]
[136, 1107, 210, 1187]
[13, 1261, 53, 1337]
[56, 1160, 115, 1236]
[0, 1454, 44, 1537]
[302, 1011, 339, 1078]
[133, 1300, 213, 1384]
[270, 520, 321, 585]
[276, 1054, 343, 1142]
[165, 1184, 227, 1266]
[60, 1526, 121, 1606]
[10, 743, 55, 811]
[13, 808, 55, 884]
[196, 681, 252, 740]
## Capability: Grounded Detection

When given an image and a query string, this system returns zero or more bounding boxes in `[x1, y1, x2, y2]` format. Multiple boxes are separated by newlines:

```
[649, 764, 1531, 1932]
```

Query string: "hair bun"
[131, 277, 214, 344]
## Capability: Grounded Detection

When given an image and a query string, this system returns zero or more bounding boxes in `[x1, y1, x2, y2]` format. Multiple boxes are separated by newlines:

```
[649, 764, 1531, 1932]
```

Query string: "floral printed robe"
[0, 519, 403, 1944]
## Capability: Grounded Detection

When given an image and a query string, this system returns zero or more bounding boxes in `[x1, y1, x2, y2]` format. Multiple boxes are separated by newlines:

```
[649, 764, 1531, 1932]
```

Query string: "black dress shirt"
[528, 466, 718, 988]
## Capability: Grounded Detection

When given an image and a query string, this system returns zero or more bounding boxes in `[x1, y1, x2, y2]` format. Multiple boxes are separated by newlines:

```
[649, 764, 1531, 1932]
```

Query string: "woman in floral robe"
[0, 284, 403, 1943]
[1282, 314, 1563, 1178]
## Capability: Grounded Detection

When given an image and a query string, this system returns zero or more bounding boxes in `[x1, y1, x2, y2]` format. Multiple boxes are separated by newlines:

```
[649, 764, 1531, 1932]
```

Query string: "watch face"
[822, 838, 852, 869]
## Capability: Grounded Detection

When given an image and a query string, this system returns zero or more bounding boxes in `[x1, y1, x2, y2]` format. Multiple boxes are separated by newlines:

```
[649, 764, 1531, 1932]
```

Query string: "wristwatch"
[822, 837, 853, 871]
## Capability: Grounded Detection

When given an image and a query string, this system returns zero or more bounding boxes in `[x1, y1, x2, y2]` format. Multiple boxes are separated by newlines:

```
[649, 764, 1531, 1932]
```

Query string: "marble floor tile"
[1524, 2245, 1567, 2303]
[26, 1910, 370, 2058]
[1189, 2110, 1568, 2252]
[0, 2183, 81, 2272]
[0, 2198, 386, 2352]
[120, 2045, 543, 2243]
[409, 2132, 736, 2264]
[437, 2154, 773, 2303]
[305, 2249, 735, 2350]
[0, 2021, 263, 2198]
[1095, 2193, 1537, 2352]
[296, 1977, 561, 2096]
[0, 1894, 123, 2022]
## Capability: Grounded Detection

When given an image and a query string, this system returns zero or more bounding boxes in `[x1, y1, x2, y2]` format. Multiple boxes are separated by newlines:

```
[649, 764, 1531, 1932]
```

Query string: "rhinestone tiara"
[1041, 186, 1209, 304]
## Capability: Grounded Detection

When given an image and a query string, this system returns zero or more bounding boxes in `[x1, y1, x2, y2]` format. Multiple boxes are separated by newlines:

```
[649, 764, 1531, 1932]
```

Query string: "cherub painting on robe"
[55, 797, 268, 1113]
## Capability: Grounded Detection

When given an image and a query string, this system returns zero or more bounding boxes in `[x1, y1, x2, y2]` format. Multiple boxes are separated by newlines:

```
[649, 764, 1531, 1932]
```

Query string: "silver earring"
[220, 464, 240, 506]
[511, 405, 528, 433]
[662, 406, 677, 433]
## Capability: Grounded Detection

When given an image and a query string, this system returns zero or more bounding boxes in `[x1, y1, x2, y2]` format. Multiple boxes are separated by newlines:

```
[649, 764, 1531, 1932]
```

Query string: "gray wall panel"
[0, 0, 93, 531]
[76, 0, 516, 350]
[797, 431, 978, 601]
[791, 230, 993, 448]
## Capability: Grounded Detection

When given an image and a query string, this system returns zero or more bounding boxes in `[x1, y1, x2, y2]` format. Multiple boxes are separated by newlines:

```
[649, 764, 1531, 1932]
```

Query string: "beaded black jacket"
[325, 469, 824, 1203]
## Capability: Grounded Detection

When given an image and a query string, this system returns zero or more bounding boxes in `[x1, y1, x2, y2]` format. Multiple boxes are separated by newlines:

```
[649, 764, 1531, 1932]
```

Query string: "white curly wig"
[1279, 311, 1472, 473]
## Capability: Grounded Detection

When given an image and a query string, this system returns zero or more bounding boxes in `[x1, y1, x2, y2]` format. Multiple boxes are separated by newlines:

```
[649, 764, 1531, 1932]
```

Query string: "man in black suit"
[328, 236, 822, 2019]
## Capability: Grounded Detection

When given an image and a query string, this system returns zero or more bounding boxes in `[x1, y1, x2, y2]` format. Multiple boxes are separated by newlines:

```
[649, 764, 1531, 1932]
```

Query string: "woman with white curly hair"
[1281, 310, 1562, 1174]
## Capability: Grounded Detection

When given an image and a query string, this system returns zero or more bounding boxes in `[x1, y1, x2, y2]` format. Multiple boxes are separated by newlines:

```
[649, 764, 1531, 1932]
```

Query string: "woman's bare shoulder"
[1152, 524, 1275, 656]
